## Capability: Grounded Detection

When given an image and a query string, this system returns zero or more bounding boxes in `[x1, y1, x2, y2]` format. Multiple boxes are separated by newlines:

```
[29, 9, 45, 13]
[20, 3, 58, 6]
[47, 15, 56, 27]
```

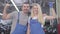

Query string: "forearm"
[46, 16, 55, 20]
[51, 8, 56, 17]
[43, 14, 56, 20]
[2, 6, 8, 19]
[2, 4, 10, 19]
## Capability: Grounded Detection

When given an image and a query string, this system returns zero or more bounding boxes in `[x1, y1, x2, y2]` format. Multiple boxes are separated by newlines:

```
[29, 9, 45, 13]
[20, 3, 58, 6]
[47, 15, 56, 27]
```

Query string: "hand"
[4, 4, 10, 9]
[5, 3, 10, 7]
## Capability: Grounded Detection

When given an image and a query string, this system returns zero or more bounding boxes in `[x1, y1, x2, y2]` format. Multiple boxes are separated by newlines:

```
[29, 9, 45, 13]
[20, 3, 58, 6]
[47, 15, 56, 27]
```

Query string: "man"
[2, 2, 30, 34]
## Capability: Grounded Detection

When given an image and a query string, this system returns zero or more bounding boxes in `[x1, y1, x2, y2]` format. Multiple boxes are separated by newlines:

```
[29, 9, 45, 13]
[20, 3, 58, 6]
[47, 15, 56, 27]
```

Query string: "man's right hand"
[5, 3, 10, 7]
[2, 3, 10, 20]
[5, 4, 10, 9]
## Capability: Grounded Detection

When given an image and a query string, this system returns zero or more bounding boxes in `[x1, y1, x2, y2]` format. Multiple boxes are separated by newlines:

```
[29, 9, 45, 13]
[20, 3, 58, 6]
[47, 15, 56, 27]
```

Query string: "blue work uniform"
[29, 18, 45, 34]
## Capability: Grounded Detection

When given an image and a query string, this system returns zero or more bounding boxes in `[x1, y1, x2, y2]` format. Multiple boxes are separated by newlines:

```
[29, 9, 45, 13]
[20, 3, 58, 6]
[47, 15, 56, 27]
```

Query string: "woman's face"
[33, 6, 38, 14]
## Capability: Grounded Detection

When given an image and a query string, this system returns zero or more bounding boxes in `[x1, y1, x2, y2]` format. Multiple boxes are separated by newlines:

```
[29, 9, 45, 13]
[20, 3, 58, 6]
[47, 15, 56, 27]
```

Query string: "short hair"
[22, 2, 30, 7]
[23, 2, 30, 4]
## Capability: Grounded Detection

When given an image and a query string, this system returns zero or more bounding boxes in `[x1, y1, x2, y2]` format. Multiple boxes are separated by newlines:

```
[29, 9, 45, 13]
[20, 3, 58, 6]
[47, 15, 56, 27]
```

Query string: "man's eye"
[24, 6, 25, 7]
[27, 6, 29, 7]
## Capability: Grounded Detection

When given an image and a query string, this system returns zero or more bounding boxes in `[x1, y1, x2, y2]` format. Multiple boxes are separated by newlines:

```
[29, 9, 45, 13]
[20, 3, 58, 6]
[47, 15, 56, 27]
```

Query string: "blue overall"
[12, 12, 27, 34]
[30, 18, 45, 34]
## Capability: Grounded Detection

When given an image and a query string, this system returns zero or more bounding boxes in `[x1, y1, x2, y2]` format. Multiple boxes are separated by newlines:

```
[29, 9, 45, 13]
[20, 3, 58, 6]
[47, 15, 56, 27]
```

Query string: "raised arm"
[2, 4, 11, 19]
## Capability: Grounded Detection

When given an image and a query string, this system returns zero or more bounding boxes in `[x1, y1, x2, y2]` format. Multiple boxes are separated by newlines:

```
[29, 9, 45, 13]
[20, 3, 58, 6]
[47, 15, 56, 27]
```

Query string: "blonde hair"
[31, 3, 45, 25]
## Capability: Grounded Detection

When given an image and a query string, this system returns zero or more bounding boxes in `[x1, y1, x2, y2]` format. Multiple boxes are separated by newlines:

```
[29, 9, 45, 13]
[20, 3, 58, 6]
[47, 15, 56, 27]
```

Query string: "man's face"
[22, 4, 30, 13]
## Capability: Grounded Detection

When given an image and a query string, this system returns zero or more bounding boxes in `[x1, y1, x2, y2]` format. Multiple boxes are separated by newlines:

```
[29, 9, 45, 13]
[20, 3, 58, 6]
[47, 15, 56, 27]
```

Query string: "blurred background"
[0, 0, 59, 34]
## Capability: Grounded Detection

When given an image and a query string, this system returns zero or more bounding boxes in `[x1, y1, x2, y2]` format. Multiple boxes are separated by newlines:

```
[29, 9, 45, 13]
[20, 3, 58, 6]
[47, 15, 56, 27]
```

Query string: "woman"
[27, 3, 45, 34]
[27, 3, 56, 34]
